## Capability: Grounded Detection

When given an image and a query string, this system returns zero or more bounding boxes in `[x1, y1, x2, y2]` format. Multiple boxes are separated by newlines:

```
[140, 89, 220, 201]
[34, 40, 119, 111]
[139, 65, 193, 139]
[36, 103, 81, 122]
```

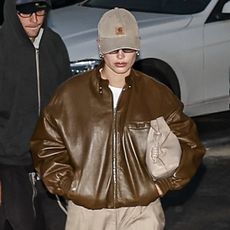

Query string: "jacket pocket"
[124, 121, 151, 160]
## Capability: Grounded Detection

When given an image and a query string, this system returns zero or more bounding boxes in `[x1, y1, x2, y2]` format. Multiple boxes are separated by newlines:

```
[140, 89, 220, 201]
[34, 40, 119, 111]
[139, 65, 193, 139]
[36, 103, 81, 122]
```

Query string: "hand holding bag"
[146, 116, 182, 180]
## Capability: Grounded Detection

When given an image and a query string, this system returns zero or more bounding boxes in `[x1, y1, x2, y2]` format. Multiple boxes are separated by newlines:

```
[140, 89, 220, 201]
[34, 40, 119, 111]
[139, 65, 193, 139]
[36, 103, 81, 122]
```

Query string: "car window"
[83, 0, 212, 14]
[51, 0, 83, 9]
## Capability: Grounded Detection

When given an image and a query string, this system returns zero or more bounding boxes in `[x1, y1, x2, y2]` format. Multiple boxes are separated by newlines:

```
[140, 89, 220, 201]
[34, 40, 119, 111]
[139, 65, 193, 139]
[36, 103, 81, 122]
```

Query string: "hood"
[2, 0, 49, 45]
[49, 5, 192, 61]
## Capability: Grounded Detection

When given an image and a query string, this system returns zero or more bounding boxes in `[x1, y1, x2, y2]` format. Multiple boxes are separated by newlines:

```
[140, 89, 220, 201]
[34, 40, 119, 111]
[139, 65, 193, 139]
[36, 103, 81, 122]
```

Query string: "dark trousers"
[35, 180, 67, 230]
[0, 165, 67, 230]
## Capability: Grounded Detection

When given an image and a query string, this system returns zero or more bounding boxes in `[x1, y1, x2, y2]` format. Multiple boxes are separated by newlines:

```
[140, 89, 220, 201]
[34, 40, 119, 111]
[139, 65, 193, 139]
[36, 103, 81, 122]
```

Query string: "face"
[17, 11, 45, 39]
[103, 49, 137, 77]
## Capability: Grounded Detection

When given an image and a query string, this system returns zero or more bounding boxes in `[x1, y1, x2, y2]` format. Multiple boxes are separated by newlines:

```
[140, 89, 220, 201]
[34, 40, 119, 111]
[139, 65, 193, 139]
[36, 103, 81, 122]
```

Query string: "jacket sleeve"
[56, 36, 72, 81]
[155, 94, 206, 196]
[30, 108, 74, 197]
[0, 42, 5, 137]
[52, 31, 72, 82]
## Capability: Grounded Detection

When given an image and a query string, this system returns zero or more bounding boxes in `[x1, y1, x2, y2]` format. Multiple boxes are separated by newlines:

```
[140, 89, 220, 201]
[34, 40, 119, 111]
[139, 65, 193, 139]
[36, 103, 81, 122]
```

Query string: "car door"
[203, 0, 230, 113]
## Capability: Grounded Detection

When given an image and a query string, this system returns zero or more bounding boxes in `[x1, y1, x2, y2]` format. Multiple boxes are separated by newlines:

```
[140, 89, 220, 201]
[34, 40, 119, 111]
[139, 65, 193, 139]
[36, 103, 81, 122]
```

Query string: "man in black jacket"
[0, 0, 71, 229]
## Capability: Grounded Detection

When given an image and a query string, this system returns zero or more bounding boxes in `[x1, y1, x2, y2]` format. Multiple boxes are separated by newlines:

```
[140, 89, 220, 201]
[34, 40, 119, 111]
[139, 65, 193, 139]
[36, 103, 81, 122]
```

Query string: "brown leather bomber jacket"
[30, 66, 205, 209]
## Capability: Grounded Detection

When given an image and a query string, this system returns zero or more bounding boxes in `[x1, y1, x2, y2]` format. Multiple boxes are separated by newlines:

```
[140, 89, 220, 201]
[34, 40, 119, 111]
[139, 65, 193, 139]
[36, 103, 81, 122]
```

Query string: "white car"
[48, 0, 230, 116]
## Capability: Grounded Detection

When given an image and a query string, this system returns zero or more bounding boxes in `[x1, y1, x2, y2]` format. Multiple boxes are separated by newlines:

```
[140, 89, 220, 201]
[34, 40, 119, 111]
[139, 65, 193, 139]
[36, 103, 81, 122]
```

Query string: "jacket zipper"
[111, 88, 124, 209]
[110, 88, 117, 209]
[35, 48, 41, 115]
[33, 28, 43, 116]
[112, 109, 117, 209]
[29, 47, 41, 218]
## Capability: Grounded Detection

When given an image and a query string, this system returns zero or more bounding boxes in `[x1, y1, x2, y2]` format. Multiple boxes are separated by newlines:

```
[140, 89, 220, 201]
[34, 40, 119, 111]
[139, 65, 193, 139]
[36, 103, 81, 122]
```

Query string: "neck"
[100, 68, 129, 88]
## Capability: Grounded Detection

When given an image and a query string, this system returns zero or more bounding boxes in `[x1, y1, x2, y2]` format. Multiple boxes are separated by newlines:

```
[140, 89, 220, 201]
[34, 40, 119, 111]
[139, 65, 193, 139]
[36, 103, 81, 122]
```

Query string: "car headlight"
[70, 59, 101, 75]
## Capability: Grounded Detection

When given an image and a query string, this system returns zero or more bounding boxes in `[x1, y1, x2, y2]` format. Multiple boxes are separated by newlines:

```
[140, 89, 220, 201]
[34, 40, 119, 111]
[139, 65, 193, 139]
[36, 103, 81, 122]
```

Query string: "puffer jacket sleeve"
[155, 93, 206, 196]
[30, 108, 74, 197]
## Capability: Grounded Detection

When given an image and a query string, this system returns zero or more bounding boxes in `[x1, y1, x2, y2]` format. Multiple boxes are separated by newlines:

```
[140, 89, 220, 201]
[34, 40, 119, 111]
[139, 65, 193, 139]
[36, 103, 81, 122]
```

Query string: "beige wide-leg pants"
[65, 199, 165, 230]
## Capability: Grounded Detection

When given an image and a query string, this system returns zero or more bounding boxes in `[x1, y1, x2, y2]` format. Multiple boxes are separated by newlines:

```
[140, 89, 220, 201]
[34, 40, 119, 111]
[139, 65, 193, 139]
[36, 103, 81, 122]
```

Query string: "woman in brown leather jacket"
[31, 8, 205, 230]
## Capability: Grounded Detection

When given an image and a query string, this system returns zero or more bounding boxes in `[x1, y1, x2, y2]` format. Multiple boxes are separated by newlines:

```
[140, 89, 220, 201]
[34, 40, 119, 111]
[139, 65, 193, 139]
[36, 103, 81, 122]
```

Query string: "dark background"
[0, 0, 4, 25]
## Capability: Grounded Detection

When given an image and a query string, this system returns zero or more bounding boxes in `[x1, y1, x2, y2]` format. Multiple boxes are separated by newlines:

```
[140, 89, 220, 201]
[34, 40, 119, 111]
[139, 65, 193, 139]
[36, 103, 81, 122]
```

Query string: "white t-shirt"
[109, 85, 123, 109]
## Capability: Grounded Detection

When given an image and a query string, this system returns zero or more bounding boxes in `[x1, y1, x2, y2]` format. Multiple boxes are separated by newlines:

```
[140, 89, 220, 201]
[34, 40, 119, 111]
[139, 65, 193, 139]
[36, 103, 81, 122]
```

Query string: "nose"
[30, 13, 38, 22]
[117, 49, 125, 59]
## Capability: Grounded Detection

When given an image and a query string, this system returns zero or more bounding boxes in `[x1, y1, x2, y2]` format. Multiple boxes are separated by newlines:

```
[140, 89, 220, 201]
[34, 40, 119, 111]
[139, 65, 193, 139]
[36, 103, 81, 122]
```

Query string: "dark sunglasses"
[17, 9, 46, 18]
[108, 49, 136, 54]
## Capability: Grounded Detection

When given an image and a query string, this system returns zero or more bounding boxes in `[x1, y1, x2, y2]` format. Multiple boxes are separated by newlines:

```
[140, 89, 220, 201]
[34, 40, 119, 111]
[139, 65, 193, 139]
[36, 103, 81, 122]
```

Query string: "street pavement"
[163, 144, 230, 230]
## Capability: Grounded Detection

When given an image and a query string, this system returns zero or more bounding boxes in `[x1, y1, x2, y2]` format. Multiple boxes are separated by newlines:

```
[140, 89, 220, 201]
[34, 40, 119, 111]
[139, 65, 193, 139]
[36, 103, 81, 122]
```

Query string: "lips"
[115, 62, 127, 67]
[27, 25, 41, 29]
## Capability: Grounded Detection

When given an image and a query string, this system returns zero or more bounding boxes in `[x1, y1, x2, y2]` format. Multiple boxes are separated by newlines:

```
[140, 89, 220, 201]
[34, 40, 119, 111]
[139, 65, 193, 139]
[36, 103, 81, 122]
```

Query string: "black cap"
[16, 1, 51, 13]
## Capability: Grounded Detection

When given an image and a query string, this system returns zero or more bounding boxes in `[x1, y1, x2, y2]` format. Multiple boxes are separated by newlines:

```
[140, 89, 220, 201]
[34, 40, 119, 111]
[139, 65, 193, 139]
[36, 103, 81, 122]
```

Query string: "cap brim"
[16, 2, 49, 14]
[99, 36, 140, 54]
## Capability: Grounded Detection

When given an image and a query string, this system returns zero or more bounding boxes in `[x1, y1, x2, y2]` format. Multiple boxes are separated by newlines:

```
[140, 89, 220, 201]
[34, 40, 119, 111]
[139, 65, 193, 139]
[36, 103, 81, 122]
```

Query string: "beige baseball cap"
[98, 8, 140, 54]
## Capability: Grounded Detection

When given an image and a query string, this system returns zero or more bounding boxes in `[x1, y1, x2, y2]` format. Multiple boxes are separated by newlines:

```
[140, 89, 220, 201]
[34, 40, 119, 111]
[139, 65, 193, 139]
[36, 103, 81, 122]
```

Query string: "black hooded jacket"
[0, 0, 71, 166]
